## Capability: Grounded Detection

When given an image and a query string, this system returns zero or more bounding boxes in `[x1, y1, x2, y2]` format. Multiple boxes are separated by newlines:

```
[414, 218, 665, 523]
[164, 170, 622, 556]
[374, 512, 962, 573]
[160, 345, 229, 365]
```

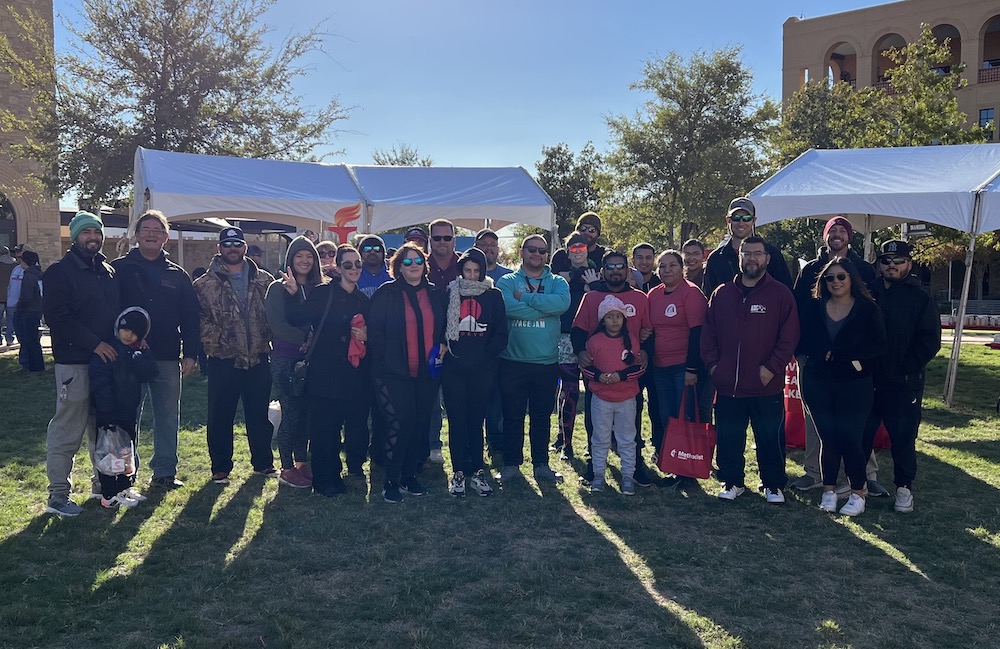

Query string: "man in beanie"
[861, 240, 940, 513]
[356, 234, 391, 299]
[41, 210, 120, 516]
[551, 211, 607, 274]
[111, 209, 200, 490]
[703, 197, 792, 296]
[194, 226, 276, 484]
[790, 215, 882, 495]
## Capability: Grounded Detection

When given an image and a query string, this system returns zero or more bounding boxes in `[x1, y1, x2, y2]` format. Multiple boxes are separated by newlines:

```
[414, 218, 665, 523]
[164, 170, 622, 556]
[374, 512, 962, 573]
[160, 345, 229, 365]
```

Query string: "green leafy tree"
[603, 47, 779, 252]
[372, 143, 433, 167]
[0, 0, 349, 207]
[533, 142, 604, 242]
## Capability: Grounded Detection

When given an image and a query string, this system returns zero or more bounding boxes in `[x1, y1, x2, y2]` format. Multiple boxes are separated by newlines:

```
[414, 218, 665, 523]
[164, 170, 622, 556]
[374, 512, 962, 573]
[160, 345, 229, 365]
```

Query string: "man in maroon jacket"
[701, 236, 799, 504]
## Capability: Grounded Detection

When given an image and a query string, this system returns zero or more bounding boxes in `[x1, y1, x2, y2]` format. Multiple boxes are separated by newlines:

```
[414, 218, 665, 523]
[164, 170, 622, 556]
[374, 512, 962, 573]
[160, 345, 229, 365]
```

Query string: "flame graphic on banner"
[328, 201, 363, 244]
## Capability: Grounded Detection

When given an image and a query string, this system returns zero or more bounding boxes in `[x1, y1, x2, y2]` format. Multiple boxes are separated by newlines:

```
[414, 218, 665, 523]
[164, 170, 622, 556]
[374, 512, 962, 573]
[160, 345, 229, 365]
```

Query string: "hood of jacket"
[285, 236, 323, 286]
[457, 247, 489, 280]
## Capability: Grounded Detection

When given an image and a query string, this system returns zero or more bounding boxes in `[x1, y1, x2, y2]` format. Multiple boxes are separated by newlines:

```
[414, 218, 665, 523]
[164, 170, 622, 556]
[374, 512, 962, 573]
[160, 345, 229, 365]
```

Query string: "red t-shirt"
[573, 286, 650, 342]
[647, 280, 707, 368]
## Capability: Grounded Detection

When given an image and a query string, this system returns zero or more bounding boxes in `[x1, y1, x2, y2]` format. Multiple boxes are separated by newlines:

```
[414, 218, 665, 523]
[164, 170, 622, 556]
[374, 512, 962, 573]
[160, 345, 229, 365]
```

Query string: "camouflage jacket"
[194, 255, 272, 369]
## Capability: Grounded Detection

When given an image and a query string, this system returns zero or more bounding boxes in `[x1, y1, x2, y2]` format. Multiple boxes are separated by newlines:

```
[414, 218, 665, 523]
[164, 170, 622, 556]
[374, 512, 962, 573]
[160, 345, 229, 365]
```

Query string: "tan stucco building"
[0, 0, 60, 266]
[783, 0, 1000, 139]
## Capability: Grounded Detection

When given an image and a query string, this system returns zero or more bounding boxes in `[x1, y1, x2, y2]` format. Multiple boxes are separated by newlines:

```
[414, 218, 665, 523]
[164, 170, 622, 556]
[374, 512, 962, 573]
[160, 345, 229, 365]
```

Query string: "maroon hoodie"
[701, 272, 799, 398]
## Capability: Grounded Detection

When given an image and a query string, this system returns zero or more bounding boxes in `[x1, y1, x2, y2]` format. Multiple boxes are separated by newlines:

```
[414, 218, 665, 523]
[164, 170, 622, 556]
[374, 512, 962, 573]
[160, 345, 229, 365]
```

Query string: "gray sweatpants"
[46, 363, 98, 502]
[590, 394, 637, 483]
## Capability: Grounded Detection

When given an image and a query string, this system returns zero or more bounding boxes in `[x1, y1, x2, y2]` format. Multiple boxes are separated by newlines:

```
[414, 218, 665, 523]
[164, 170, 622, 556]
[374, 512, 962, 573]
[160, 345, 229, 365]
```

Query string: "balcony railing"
[979, 67, 1000, 84]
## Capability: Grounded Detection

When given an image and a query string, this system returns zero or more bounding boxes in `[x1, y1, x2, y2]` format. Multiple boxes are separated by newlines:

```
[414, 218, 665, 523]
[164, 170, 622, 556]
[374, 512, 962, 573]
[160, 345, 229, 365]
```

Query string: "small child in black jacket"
[90, 307, 158, 508]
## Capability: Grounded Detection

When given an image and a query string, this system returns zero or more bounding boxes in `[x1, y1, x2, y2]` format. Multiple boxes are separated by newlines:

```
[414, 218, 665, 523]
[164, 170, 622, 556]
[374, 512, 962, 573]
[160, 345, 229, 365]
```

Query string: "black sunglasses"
[361, 245, 383, 253]
[339, 261, 362, 270]
[823, 273, 848, 283]
[578, 225, 598, 234]
[523, 246, 548, 255]
[221, 241, 245, 248]
[431, 235, 454, 242]
[401, 257, 425, 267]
[318, 250, 336, 258]
[879, 256, 908, 266]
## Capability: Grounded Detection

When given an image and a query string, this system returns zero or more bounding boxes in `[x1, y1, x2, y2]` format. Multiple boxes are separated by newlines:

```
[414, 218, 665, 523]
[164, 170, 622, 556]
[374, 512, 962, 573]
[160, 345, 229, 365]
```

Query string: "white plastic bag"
[268, 400, 282, 438]
[95, 425, 136, 476]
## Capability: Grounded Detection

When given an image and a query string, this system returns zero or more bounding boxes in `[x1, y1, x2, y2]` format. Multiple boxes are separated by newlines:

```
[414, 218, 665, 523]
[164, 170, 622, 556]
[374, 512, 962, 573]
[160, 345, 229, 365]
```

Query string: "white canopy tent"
[747, 144, 1000, 405]
[131, 146, 556, 239]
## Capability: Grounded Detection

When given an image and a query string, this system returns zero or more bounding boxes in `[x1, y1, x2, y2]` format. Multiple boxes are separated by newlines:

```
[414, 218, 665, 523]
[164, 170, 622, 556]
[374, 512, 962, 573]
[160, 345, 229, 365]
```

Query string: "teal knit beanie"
[70, 211, 104, 242]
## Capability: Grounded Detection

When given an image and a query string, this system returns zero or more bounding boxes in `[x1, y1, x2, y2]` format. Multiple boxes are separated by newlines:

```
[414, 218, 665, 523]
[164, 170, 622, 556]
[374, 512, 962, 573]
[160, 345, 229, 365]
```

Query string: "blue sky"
[53, 0, 882, 171]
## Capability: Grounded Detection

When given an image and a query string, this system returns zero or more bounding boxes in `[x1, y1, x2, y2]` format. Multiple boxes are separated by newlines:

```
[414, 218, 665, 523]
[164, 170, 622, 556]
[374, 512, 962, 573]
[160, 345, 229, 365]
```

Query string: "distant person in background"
[476, 228, 512, 283]
[551, 212, 607, 273]
[681, 239, 706, 291]
[6, 244, 26, 355]
[0, 246, 16, 346]
[192, 267, 208, 374]
[404, 227, 428, 253]
[14, 250, 44, 374]
[247, 244, 276, 279]
[316, 240, 339, 280]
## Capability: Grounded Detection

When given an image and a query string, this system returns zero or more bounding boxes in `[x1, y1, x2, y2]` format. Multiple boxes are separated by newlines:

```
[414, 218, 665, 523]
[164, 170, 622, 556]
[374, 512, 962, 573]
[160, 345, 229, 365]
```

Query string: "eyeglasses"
[567, 244, 588, 253]
[431, 235, 454, 242]
[361, 245, 383, 253]
[740, 250, 767, 258]
[523, 246, 548, 255]
[138, 228, 166, 235]
[221, 241, 245, 248]
[879, 256, 908, 266]
[729, 213, 754, 222]
[578, 225, 598, 234]
[401, 257, 425, 267]
[339, 261, 362, 270]
[604, 262, 627, 270]
[318, 250, 336, 258]
[823, 273, 848, 283]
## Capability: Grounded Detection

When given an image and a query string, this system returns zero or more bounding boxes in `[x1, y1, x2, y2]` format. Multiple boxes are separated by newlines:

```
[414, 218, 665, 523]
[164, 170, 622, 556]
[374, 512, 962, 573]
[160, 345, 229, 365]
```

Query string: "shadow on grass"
[932, 439, 1000, 466]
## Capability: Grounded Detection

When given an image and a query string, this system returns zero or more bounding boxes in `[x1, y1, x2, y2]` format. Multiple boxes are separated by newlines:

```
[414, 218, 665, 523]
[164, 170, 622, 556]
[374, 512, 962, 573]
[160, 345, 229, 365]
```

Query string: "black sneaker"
[399, 476, 427, 496]
[660, 474, 681, 487]
[253, 467, 280, 478]
[150, 476, 184, 490]
[315, 478, 347, 497]
[579, 460, 595, 486]
[382, 482, 403, 503]
[633, 462, 654, 488]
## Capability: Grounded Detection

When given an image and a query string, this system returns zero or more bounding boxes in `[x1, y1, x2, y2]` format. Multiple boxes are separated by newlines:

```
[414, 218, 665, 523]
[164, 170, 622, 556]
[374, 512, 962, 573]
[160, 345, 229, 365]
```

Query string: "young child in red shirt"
[580, 295, 645, 494]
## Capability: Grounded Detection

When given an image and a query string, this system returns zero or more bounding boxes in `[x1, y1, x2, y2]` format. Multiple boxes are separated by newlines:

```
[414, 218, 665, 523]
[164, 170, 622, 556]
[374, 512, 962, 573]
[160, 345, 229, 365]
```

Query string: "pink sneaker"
[279, 468, 312, 488]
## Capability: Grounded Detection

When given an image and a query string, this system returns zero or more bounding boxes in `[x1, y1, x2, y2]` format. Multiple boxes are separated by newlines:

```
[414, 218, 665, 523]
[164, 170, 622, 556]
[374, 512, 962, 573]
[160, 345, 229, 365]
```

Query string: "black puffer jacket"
[868, 275, 941, 391]
[43, 247, 120, 365]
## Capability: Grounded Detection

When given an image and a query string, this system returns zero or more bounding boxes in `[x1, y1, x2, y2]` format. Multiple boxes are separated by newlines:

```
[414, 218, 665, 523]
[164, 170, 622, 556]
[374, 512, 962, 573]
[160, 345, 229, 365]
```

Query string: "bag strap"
[304, 285, 336, 363]
[680, 384, 701, 424]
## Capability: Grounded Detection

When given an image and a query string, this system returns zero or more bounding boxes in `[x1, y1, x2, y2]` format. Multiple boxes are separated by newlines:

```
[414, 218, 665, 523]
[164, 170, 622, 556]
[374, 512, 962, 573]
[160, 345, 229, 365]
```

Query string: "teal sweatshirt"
[496, 266, 570, 365]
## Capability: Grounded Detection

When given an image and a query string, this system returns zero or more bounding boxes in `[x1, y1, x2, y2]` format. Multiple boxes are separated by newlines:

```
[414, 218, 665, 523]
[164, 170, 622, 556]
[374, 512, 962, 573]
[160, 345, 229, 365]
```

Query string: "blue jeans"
[139, 360, 182, 479]
[13, 310, 43, 371]
[1, 303, 14, 345]
[653, 364, 687, 450]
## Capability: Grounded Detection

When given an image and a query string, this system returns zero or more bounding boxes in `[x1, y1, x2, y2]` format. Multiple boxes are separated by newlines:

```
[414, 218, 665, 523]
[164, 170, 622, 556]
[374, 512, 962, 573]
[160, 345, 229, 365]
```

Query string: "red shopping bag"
[657, 388, 716, 479]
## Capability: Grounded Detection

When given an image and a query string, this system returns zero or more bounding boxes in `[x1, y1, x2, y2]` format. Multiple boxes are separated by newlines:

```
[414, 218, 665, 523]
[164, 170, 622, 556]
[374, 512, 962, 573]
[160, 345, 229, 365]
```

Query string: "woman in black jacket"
[14, 251, 44, 373]
[797, 258, 886, 517]
[368, 242, 446, 503]
[442, 248, 508, 497]
[282, 244, 370, 497]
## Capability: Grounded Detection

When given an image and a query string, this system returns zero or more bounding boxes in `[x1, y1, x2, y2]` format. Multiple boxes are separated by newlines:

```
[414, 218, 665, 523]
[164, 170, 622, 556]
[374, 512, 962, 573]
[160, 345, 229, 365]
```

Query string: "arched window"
[0, 192, 17, 250]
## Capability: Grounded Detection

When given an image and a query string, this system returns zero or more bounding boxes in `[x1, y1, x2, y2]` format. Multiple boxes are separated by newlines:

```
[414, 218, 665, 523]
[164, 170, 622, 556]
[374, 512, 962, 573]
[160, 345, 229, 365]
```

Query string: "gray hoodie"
[265, 236, 324, 348]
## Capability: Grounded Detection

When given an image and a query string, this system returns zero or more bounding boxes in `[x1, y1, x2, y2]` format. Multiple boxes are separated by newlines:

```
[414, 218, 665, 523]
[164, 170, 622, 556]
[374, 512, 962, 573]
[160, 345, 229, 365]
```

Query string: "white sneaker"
[894, 486, 914, 513]
[101, 492, 139, 509]
[765, 487, 785, 504]
[819, 491, 838, 512]
[836, 482, 867, 500]
[429, 449, 445, 463]
[717, 484, 745, 501]
[470, 470, 493, 497]
[448, 472, 465, 497]
[123, 488, 147, 502]
[840, 493, 866, 516]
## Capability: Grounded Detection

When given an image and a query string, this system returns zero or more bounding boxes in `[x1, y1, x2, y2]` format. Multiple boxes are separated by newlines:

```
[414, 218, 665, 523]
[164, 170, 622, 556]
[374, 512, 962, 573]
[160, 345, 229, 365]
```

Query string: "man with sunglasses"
[703, 197, 792, 297]
[862, 240, 940, 513]
[424, 219, 460, 463]
[790, 216, 883, 496]
[551, 211, 607, 275]
[572, 250, 654, 486]
[111, 210, 200, 491]
[194, 226, 276, 484]
[495, 235, 570, 485]
[357, 234, 392, 299]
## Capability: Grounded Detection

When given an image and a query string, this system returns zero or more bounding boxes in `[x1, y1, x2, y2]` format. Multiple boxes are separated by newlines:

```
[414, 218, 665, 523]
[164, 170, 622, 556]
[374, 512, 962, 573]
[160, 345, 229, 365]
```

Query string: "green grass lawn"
[1, 344, 998, 649]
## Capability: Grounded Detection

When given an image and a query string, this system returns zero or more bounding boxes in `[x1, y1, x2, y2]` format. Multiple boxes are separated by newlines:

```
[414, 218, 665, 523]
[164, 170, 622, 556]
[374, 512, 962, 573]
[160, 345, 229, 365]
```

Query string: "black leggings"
[802, 374, 872, 491]
[442, 364, 494, 474]
[373, 374, 437, 485]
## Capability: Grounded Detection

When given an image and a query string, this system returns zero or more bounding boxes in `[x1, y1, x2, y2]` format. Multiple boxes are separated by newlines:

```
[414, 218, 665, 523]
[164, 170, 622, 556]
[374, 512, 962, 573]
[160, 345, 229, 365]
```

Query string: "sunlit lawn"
[0, 343, 997, 648]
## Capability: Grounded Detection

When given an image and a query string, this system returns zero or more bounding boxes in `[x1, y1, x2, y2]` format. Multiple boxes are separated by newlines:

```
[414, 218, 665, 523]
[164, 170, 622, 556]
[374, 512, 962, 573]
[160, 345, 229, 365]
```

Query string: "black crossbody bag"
[289, 286, 335, 397]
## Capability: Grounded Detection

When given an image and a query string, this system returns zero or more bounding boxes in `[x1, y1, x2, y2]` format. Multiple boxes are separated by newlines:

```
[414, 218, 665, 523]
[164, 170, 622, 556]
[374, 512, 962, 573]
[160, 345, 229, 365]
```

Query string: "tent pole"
[863, 214, 873, 262]
[176, 229, 185, 267]
[944, 192, 983, 405]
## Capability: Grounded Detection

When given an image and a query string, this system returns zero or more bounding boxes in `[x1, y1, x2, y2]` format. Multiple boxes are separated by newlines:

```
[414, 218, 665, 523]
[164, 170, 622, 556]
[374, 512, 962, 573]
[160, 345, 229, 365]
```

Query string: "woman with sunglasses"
[368, 242, 447, 503]
[281, 244, 371, 497]
[265, 236, 326, 489]
[647, 250, 709, 489]
[316, 240, 340, 280]
[797, 258, 885, 517]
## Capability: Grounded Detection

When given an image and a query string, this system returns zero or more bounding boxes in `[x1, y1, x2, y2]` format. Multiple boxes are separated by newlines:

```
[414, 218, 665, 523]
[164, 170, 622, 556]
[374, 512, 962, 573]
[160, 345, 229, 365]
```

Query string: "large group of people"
[38, 197, 940, 518]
